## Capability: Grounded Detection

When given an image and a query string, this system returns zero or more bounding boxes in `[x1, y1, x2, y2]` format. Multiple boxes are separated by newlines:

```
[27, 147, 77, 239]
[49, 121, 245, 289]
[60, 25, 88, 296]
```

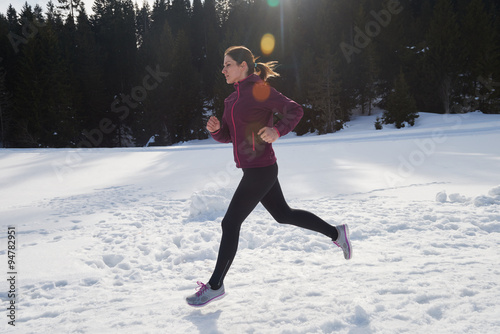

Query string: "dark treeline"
[0, 0, 499, 148]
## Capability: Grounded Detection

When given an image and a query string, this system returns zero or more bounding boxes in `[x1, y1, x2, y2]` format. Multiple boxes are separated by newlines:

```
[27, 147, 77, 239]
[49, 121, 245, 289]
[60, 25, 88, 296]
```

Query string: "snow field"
[0, 112, 499, 333]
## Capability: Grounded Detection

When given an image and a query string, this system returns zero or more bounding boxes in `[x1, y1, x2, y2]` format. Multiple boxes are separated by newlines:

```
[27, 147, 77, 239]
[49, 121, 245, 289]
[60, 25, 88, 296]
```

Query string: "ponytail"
[254, 61, 280, 82]
[224, 46, 280, 82]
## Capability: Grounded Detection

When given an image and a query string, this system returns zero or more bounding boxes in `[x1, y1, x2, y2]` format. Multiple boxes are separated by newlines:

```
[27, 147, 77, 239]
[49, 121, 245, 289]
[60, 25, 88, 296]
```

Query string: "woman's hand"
[258, 127, 279, 143]
[207, 116, 221, 133]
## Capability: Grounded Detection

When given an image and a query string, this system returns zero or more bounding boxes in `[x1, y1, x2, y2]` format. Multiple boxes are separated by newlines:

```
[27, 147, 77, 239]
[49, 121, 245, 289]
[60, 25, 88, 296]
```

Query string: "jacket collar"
[234, 74, 262, 89]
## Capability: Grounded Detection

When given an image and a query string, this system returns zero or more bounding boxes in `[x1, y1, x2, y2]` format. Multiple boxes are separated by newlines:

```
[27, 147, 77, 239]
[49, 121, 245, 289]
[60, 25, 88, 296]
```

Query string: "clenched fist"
[207, 116, 221, 133]
[258, 127, 279, 143]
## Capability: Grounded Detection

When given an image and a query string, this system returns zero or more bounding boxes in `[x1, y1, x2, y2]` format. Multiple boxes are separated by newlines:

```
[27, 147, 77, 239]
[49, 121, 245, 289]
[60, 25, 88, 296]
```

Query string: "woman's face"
[222, 55, 248, 84]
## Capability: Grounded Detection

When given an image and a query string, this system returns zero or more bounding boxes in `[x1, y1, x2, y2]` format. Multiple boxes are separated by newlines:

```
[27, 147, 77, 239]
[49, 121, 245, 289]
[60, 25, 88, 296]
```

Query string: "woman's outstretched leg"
[208, 164, 278, 290]
[187, 165, 278, 307]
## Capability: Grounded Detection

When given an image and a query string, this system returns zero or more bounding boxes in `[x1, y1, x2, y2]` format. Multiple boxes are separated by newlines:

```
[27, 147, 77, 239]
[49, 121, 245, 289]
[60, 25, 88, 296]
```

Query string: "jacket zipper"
[231, 83, 242, 167]
[252, 132, 255, 151]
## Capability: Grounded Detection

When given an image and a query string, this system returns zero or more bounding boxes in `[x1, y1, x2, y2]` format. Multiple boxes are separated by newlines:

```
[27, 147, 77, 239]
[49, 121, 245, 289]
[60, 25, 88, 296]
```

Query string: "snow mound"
[448, 193, 468, 203]
[474, 185, 500, 207]
[474, 195, 498, 207]
[435, 186, 500, 206]
[436, 191, 447, 203]
[188, 187, 234, 220]
[488, 185, 500, 198]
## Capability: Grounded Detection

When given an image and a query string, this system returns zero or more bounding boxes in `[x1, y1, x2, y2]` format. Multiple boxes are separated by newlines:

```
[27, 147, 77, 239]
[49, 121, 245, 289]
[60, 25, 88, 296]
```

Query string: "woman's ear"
[241, 61, 248, 72]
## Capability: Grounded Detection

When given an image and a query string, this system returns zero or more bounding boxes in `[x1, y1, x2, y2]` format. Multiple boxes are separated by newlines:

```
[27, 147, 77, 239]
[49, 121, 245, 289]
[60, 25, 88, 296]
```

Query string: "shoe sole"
[343, 224, 352, 260]
[186, 292, 226, 308]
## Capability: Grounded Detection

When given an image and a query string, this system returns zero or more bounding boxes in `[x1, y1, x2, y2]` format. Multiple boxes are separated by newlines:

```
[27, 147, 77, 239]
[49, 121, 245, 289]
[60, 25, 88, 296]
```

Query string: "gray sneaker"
[186, 281, 225, 307]
[334, 224, 352, 260]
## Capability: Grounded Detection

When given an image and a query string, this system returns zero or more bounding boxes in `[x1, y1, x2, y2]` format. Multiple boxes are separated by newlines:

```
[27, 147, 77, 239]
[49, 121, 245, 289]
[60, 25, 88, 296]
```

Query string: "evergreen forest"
[0, 0, 499, 148]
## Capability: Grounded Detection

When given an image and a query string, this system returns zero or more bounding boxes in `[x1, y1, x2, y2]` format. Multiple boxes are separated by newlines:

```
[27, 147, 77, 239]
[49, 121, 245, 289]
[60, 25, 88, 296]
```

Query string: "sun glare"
[260, 33, 276, 56]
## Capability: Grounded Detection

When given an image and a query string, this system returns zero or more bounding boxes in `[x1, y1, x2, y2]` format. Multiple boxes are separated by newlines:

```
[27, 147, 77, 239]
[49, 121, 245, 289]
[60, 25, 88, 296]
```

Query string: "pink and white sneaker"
[186, 282, 225, 307]
[334, 224, 352, 260]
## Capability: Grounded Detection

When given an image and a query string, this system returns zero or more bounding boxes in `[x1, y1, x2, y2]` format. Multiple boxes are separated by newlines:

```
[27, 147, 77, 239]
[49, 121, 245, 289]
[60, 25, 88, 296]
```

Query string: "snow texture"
[1, 112, 500, 333]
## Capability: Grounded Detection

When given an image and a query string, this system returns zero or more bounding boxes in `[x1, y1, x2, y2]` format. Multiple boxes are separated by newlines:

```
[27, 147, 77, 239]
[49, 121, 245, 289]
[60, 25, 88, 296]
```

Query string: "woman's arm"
[208, 116, 232, 143]
[265, 87, 304, 138]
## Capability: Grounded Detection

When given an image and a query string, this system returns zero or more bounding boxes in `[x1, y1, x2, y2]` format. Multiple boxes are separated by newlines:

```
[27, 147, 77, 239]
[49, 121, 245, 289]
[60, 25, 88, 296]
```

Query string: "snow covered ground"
[1, 111, 499, 333]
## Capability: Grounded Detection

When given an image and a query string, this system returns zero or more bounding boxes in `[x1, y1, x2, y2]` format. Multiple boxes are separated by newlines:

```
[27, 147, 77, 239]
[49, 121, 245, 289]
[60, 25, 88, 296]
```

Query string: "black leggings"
[208, 163, 338, 289]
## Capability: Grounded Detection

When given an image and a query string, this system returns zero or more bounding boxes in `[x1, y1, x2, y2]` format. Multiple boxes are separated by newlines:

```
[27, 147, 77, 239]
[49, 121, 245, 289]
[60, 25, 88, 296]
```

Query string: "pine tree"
[0, 66, 11, 147]
[306, 0, 350, 134]
[200, 0, 222, 102]
[308, 51, 344, 134]
[492, 2, 500, 109]
[168, 0, 190, 35]
[383, 70, 419, 128]
[91, 0, 138, 146]
[190, 0, 204, 71]
[168, 30, 204, 143]
[373, 0, 413, 101]
[13, 17, 77, 147]
[138, 19, 174, 146]
[57, 0, 81, 18]
[2, 6, 21, 146]
[74, 5, 107, 144]
[457, 0, 497, 112]
[424, 0, 461, 113]
[33, 4, 44, 22]
[1, 7, 16, 85]
[215, 0, 230, 25]
[307, 1, 347, 138]
[6, 5, 19, 30]
[135, 1, 151, 49]
[350, 1, 379, 116]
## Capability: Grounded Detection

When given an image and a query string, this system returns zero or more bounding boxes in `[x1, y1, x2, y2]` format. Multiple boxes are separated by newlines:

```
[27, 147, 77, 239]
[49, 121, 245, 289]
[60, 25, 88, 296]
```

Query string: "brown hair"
[224, 46, 280, 82]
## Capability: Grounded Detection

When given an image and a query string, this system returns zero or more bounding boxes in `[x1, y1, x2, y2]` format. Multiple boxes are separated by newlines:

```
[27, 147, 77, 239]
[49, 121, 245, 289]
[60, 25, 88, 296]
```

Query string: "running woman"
[186, 46, 352, 307]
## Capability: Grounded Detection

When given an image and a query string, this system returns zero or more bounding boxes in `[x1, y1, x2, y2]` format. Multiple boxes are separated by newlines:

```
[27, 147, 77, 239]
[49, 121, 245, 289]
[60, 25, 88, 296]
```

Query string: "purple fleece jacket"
[211, 74, 303, 168]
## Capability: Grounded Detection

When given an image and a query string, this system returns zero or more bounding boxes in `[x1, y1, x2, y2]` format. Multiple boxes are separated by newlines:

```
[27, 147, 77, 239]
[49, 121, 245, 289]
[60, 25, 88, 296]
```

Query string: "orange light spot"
[252, 83, 271, 102]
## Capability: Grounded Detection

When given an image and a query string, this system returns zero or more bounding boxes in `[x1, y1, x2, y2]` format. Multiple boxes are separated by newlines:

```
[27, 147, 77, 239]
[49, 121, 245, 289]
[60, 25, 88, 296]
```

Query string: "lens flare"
[260, 33, 275, 56]
[252, 82, 271, 102]
[267, 0, 279, 7]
